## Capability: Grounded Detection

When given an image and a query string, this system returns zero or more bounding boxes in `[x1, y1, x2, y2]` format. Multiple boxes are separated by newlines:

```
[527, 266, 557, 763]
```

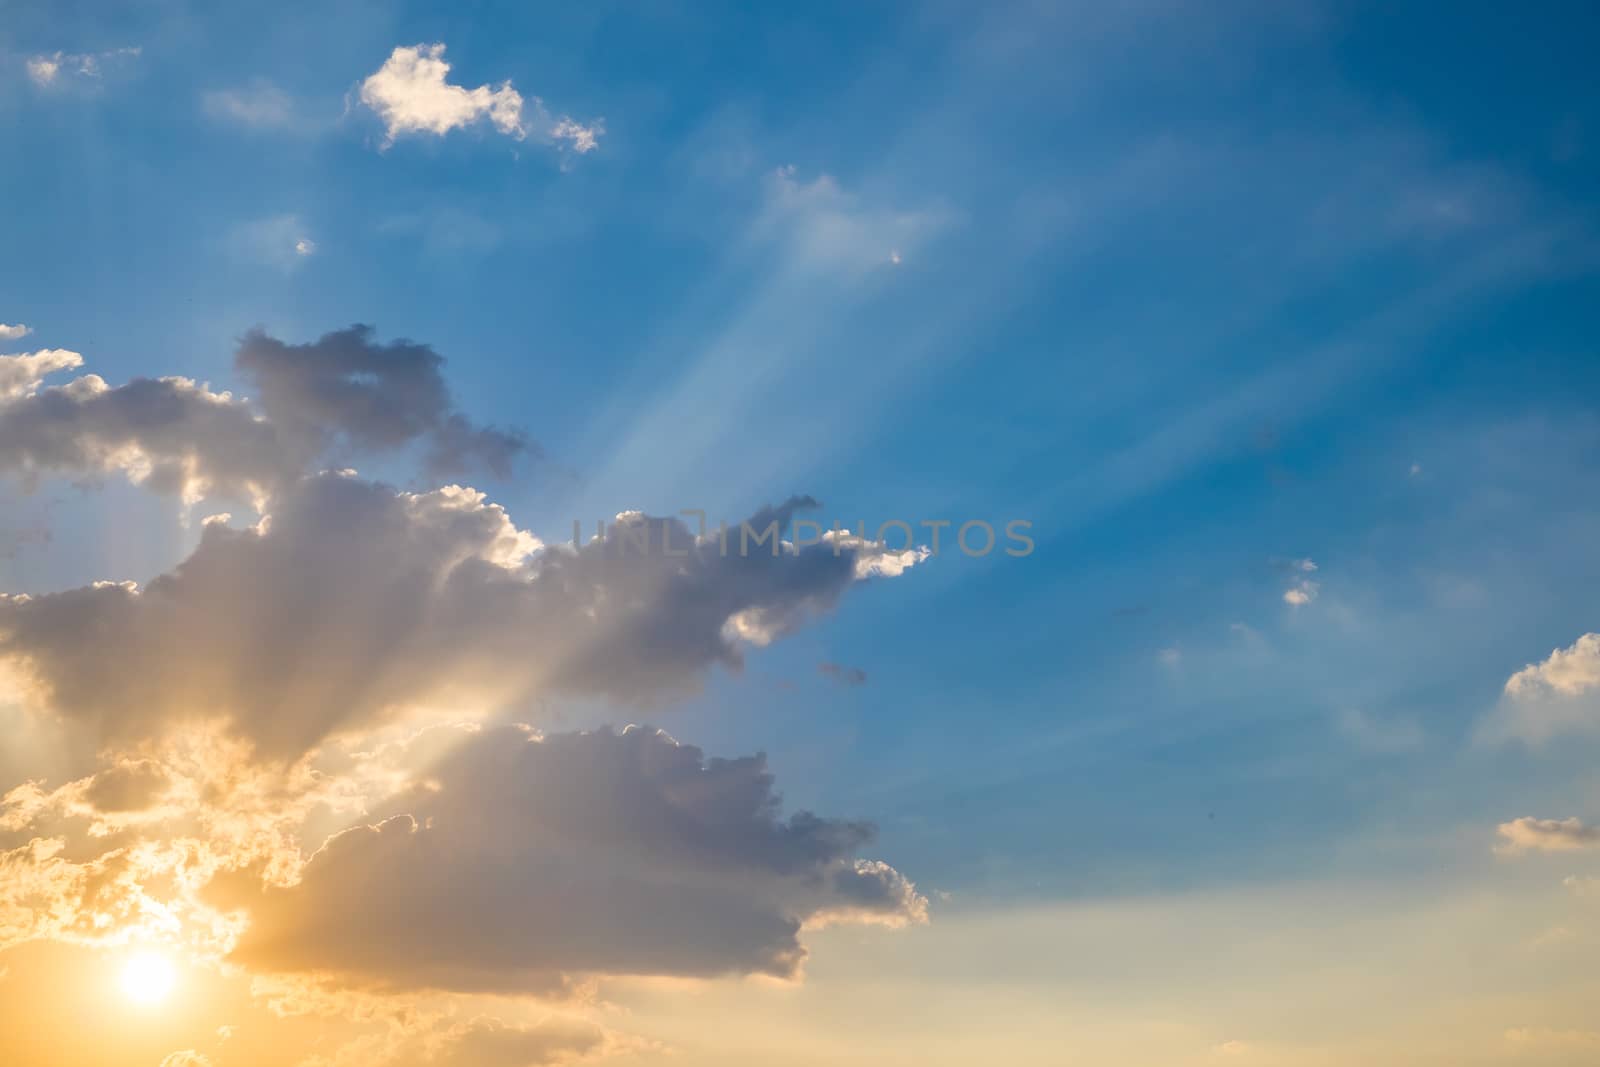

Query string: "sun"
[119, 951, 177, 1005]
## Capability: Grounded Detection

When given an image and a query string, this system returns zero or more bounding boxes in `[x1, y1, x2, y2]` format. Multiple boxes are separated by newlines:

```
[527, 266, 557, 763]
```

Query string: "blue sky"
[4, 3, 1600, 1064]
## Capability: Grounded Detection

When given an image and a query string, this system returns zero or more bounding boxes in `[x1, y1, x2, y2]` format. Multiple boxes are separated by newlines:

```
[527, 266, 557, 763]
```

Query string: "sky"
[3, 1, 1600, 1064]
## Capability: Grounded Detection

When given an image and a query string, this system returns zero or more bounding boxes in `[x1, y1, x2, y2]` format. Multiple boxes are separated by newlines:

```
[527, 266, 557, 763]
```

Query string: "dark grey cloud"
[0, 475, 922, 759]
[227, 724, 925, 989]
[0, 368, 302, 503]
[235, 325, 531, 479]
[0, 326, 531, 506]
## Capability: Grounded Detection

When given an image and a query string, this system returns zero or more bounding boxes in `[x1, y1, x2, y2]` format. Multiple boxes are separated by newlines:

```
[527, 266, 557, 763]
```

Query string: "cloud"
[235, 325, 529, 479]
[421, 1016, 605, 1067]
[0, 350, 83, 400]
[0, 477, 920, 759]
[758, 165, 948, 273]
[158, 1053, 213, 1067]
[1481, 633, 1600, 744]
[26, 47, 140, 87]
[0, 363, 298, 505]
[1505, 633, 1600, 698]
[227, 214, 318, 272]
[1495, 816, 1600, 854]
[0, 326, 530, 505]
[818, 662, 868, 686]
[1282, 558, 1319, 606]
[227, 724, 925, 989]
[0, 324, 31, 341]
[201, 81, 296, 129]
[358, 44, 601, 155]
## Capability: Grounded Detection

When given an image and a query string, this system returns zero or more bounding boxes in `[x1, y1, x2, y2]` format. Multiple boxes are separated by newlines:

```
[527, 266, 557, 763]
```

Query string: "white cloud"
[1505, 633, 1600, 698]
[358, 44, 601, 155]
[0, 350, 83, 400]
[1495, 816, 1600, 854]
[25, 56, 60, 86]
[0, 324, 31, 342]
[1282, 558, 1320, 605]
[550, 115, 602, 154]
[1282, 580, 1318, 606]
[26, 47, 140, 87]
[1482, 633, 1600, 744]
[294, 238, 316, 257]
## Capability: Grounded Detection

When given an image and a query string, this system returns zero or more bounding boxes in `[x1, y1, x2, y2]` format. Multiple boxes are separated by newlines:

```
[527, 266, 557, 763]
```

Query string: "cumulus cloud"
[0, 478, 919, 759]
[0, 324, 32, 341]
[0, 326, 529, 505]
[0, 349, 84, 400]
[227, 724, 925, 989]
[1496, 816, 1600, 854]
[236, 325, 529, 478]
[0, 319, 927, 1028]
[0, 365, 297, 505]
[359, 44, 601, 155]
[1481, 633, 1600, 744]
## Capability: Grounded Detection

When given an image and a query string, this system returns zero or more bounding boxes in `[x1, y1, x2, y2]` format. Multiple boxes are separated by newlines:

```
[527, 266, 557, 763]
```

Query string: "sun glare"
[120, 951, 177, 1006]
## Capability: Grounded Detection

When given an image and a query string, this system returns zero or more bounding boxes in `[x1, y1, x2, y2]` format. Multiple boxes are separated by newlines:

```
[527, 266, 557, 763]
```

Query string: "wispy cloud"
[1496, 816, 1600, 854]
[201, 80, 296, 129]
[26, 46, 140, 87]
[227, 213, 318, 271]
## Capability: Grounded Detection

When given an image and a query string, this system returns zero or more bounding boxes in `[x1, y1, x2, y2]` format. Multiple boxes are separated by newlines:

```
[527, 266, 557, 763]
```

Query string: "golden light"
[119, 951, 177, 1006]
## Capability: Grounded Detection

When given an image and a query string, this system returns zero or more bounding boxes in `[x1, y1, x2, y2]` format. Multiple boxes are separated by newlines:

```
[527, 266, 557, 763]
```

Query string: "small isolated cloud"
[819, 662, 868, 686]
[358, 44, 601, 155]
[1282, 580, 1318, 606]
[26, 47, 140, 87]
[201, 80, 296, 129]
[1282, 558, 1319, 606]
[0, 324, 31, 341]
[1158, 647, 1182, 668]
[228, 214, 316, 271]
[1496, 816, 1600, 855]
[1481, 633, 1600, 744]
